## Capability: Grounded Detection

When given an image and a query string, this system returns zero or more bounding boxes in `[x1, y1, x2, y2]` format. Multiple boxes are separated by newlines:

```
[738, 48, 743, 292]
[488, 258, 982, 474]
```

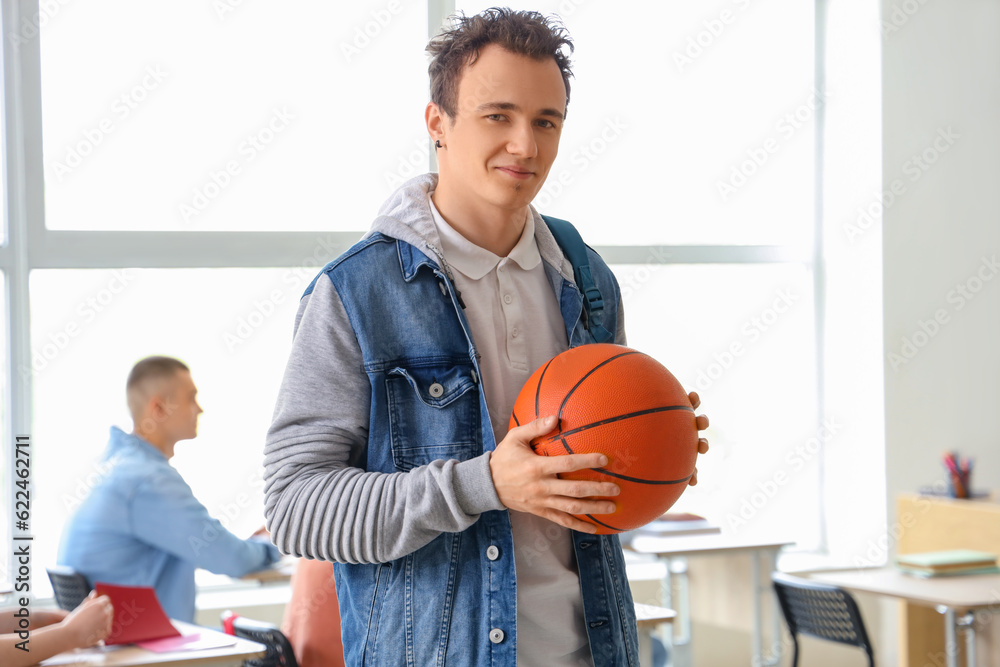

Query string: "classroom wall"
[881, 0, 1000, 530]
[690, 2, 1000, 664]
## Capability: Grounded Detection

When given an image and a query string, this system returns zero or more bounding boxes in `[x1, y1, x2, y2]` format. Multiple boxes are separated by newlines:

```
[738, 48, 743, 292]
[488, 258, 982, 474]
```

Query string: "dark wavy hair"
[426, 7, 574, 119]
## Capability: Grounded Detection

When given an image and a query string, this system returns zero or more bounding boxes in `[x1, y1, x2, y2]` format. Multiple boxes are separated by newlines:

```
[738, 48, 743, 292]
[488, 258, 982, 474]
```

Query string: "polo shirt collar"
[428, 194, 542, 280]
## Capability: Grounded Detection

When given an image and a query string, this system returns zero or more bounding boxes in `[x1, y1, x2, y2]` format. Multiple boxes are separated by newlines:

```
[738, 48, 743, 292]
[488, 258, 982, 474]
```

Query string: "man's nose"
[506, 122, 538, 158]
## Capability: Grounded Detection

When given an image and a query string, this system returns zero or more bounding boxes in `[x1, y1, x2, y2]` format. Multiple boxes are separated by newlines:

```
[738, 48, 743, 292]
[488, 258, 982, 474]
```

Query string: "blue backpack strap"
[542, 215, 615, 344]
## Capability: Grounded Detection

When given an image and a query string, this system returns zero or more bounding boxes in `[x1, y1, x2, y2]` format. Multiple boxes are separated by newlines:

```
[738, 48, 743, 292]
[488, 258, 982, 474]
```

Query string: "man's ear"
[148, 394, 167, 421]
[425, 101, 450, 143]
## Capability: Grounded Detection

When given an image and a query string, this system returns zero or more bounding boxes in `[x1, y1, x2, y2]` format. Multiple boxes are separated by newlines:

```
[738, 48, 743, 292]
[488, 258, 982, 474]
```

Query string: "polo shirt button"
[503, 294, 512, 304]
[489, 628, 505, 644]
[486, 545, 500, 561]
[429, 383, 444, 398]
[511, 328, 519, 338]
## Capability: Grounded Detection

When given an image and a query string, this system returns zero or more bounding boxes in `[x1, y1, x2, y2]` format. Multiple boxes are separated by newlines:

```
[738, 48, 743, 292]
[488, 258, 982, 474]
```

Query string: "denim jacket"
[264, 174, 638, 666]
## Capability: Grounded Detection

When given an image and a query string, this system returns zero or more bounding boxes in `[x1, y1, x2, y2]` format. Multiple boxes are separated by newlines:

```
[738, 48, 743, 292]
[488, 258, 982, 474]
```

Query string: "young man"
[265, 9, 708, 666]
[59, 356, 281, 622]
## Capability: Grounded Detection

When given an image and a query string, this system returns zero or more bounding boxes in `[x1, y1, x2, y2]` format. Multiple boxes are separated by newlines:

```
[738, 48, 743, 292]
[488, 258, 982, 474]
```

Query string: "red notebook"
[94, 582, 182, 645]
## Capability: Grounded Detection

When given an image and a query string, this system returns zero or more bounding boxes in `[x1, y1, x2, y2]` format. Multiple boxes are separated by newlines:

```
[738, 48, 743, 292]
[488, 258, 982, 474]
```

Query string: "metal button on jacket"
[489, 628, 505, 644]
[428, 382, 444, 398]
[486, 545, 500, 561]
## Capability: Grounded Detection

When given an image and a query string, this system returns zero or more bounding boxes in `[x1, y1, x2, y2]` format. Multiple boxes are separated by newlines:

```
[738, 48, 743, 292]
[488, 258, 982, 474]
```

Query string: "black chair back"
[46, 566, 91, 611]
[222, 613, 299, 667]
[772, 572, 875, 666]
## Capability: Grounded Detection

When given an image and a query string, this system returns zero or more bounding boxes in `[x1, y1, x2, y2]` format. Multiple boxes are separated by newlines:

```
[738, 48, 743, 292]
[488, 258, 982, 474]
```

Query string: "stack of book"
[896, 549, 1000, 577]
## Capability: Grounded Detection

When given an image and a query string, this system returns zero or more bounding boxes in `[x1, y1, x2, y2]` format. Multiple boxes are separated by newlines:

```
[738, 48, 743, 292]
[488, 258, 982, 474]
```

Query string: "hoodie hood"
[366, 173, 576, 285]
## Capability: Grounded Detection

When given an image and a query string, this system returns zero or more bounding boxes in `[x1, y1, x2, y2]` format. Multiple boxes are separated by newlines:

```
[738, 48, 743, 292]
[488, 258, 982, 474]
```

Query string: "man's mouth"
[496, 166, 534, 180]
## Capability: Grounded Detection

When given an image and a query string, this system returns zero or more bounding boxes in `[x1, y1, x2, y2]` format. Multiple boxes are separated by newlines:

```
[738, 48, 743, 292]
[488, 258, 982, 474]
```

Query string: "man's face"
[434, 43, 566, 215]
[160, 370, 203, 443]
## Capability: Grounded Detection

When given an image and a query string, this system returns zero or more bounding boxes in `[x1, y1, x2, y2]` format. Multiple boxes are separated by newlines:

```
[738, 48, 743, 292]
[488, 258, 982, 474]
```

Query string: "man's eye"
[486, 114, 506, 121]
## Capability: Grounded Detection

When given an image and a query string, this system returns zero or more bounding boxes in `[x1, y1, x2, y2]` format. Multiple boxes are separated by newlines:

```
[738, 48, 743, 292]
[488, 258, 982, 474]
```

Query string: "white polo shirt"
[428, 195, 593, 667]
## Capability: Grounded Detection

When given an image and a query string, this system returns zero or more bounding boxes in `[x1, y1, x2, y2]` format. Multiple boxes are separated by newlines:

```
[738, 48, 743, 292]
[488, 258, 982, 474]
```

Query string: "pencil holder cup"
[946, 469, 970, 499]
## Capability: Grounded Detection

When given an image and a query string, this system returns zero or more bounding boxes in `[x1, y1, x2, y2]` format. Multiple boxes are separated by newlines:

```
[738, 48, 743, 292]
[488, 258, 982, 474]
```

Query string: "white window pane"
[41, 2, 429, 232]
[613, 263, 821, 549]
[30, 268, 304, 595]
[456, 2, 815, 247]
[0, 275, 9, 591]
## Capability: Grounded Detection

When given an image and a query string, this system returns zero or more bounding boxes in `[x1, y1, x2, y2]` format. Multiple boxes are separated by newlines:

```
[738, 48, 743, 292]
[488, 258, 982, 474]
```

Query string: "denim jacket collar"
[367, 173, 576, 288]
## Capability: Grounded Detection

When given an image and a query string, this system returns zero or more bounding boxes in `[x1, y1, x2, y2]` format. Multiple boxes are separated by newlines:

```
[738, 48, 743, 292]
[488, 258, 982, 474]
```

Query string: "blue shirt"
[59, 427, 281, 622]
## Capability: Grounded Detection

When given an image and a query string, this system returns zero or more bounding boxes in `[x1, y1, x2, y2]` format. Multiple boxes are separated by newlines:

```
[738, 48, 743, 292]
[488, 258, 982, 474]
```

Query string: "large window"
[2, 1, 883, 601]
[41, 0, 429, 232]
[458, 0, 815, 248]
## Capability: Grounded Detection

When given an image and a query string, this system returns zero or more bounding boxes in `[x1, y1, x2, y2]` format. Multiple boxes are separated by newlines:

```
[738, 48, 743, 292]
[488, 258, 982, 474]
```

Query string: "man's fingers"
[546, 511, 599, 534]
[696, 414, 709, 430]
[508, 415, 559, 445]
[551, 496, 617, 516]
[697, 438, 709, 454]
[540, 451, 610, 475]
[688, 391, 701, 410]
[545, 476, 620, 499]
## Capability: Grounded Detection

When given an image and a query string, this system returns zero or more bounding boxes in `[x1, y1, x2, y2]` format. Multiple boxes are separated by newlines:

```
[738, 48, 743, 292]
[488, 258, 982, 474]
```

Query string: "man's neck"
[132, 428, 175, 460]
[431, 187, 527, 257]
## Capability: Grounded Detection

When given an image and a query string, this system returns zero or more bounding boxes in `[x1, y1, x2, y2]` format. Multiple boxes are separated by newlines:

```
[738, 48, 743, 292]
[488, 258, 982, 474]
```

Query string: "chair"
[221, 611, 299, 667]
[772, 572, 875, 666]
[45, 566, 91, 611]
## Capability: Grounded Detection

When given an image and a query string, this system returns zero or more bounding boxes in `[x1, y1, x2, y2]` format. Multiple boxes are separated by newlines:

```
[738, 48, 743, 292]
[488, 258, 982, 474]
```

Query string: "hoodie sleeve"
[263, 274, 504, 565]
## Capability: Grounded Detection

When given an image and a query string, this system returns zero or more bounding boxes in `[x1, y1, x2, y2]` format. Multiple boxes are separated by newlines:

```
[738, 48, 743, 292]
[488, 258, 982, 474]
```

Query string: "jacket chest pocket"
[385, 362, 480, 471]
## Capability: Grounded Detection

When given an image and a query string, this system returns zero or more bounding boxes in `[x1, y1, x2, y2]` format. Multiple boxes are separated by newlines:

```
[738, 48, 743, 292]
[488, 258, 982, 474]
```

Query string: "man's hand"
[490, 416, 620, 534]
[688, 391, 710, 486]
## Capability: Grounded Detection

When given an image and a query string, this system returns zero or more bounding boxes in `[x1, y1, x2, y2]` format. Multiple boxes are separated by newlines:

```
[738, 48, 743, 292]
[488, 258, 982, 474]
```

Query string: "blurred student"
[58, 356, 281, 622]
[0, 593, 113, 667]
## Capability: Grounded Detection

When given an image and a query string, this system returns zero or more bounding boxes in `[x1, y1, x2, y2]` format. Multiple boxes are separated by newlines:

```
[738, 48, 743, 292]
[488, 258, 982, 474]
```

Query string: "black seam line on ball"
[558, 351, 639, 419]
[585, 514, 623, 532]
[593, 468, 692, 485]
[555, 405, 694, 441]
[534, 357, 555, 419]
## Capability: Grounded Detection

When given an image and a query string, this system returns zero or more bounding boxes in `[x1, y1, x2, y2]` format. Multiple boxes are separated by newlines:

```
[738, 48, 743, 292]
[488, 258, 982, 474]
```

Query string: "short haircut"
[126, 356, 189, 417]
[426, 7, 574, 119]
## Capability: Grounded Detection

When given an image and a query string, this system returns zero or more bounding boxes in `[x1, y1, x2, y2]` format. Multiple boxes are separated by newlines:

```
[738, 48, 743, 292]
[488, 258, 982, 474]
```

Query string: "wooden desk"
[897, 493, 1000, 666]
[41, 621, 266, 666]
[809, 568, 1000, 667]
[241, 555, 298, 584]
[626, 533, 794, 667]
[635, 603, 676, 667]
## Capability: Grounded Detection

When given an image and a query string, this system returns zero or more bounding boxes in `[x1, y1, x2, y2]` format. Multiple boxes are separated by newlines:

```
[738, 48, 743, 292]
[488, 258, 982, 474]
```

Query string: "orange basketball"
[509, 343, 698, 534]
